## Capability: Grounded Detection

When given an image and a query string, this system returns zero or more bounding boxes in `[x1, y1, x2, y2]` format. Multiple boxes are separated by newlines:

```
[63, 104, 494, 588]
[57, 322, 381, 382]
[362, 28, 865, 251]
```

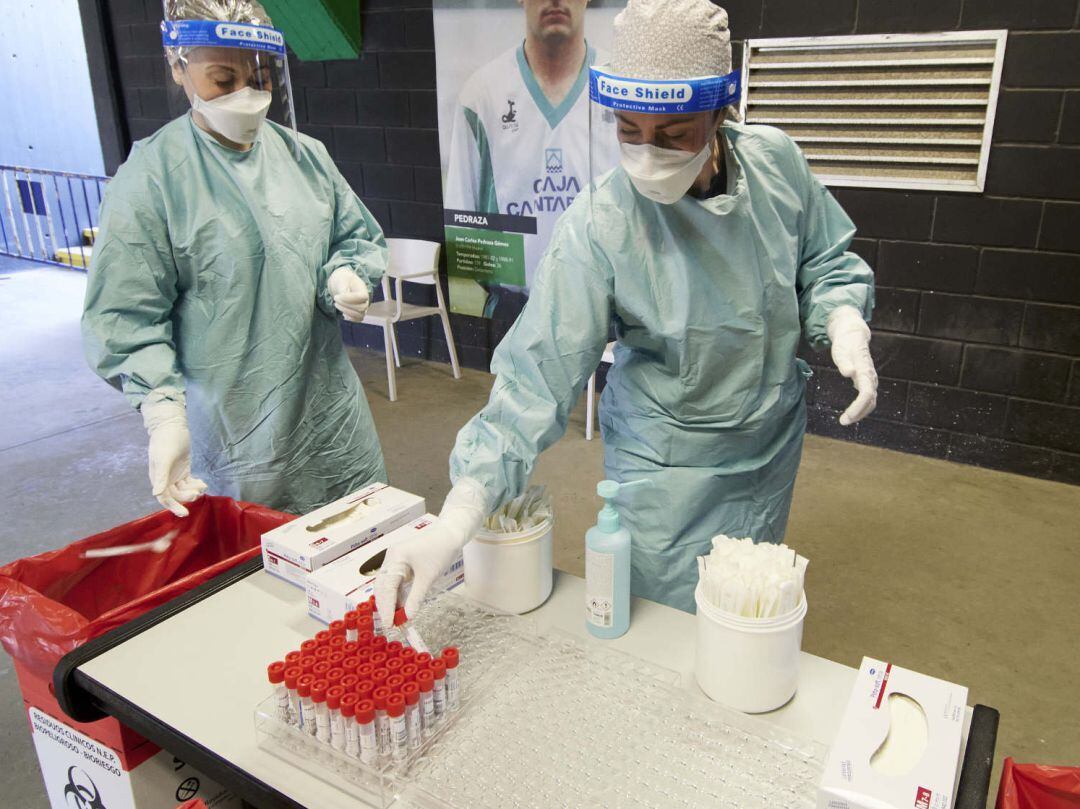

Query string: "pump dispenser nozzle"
[595, 479, 648, 533]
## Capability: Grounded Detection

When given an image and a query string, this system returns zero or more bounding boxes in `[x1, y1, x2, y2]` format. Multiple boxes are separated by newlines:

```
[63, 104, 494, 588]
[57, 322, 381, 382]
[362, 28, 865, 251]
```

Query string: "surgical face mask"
[619, 141, 712, 204]
[191, 86, 271, 145]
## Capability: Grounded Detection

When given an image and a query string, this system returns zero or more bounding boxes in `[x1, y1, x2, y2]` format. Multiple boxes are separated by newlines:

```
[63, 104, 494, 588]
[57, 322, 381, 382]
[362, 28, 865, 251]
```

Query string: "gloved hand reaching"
[141, 391, 208, 518]
[327, 267, 370, 322]
[375, 479, 488, 627]
[826, 305, 878, 426]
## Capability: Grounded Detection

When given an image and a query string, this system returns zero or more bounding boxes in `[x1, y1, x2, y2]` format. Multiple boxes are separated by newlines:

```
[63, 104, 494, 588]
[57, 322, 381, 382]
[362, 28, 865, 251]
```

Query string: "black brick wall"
[100, 0, 1080, 485]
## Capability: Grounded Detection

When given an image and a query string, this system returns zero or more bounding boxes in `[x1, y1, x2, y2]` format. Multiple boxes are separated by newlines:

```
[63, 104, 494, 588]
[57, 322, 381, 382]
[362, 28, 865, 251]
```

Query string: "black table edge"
[53, 555, 302, 809]
[51, 555, 1002, 809]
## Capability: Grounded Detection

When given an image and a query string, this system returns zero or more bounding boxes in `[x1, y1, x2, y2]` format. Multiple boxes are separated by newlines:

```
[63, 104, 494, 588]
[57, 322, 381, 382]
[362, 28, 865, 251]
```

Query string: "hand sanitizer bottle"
[585, 479, 647, 639]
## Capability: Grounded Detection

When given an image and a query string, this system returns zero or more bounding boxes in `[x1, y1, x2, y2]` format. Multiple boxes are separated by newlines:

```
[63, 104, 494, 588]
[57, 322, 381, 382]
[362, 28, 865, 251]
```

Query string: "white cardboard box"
[29, 706, 239, 809]
[261, 483, 425, 587]
[306, 514, 464, 623]
[818, 657, 968, 809]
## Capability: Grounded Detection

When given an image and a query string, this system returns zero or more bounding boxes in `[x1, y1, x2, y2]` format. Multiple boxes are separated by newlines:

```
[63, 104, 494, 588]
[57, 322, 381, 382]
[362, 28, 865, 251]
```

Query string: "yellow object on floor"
[54, 245, 92, 268]
[82, 226, 99, 245]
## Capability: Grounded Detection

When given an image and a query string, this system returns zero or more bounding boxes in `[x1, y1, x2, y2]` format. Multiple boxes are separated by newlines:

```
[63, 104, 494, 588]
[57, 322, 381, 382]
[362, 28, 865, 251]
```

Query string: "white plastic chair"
[361, 238, 461, 401]
[585, 341, 616, 440]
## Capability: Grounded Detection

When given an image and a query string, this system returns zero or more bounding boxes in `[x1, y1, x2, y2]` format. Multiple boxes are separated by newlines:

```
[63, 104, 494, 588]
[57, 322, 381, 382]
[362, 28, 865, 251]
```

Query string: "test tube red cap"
[394, 607, 407, 627]
[386, 658, 404, 673]
[342, 655, 361, 672]
[327, 667, 345, 683]
[313, 647, 331, 660]
[357, 663, 375, 679]
[345, 608, 360, 622]
[372, 667, 390, 684]
[431, 659, 446, 679]
[300, 639, 318, 654]
[356, 679, 375, 702]
[297, 674, 315, 698]
[315, 630, 332, 646]
[340, 674, 359, 691]
[356, 699, 375, 725]
[313, 661, 331, 677]
[386, 674, 405, 691]
[441, 648, 459, 669]
[401, 664, 418, 682]
[370, 652, 388, 667]
[340, 693, 358, 718]
[328, 651, 346, 666]
[415, 652, 433, 668]
[284, 651, 302, 666]
[284, 667, 302, 690]
[344, 614, 358, 630]
[417, 670, 434, 692]
[328, 635, 346, 650]
[371, 636, 387, 652]
[327, 685, 345, 710]
[300, 658, 316, 675]
[400, 648, 417, 663]
[267, 662, 286, 684]
[387, 694, 405, 718]
[329, 619, 346, 636]
[372, 686, 391, 710]
[386, 641, 403, 658]
[342, 641, 359, 657]
[358, 630, 375, 646]
[402, 682, 420, 705]
[311, 680, 329, 703]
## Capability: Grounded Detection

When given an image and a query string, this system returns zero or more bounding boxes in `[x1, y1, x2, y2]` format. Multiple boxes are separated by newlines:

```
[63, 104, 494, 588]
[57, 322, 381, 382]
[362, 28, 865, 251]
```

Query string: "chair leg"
[585, 372, 596, 440]
[439, 309, 462, 380]
[383, 323, 397, 402]
[389, 322, 401, 368]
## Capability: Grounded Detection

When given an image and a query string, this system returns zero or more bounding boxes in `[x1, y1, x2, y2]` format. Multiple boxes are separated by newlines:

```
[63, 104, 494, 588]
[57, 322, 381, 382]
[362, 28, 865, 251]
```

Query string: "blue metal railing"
[0, 165, 110, 270]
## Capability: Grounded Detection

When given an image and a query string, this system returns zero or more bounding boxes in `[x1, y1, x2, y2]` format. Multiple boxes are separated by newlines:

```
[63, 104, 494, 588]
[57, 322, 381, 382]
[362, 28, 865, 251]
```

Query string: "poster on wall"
[434, 0, 625, 320]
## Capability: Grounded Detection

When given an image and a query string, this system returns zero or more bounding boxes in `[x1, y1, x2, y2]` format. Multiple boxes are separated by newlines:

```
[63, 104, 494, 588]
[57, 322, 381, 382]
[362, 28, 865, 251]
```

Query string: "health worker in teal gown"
[376, 0, 879, 617]
[83, 1, 388, 516]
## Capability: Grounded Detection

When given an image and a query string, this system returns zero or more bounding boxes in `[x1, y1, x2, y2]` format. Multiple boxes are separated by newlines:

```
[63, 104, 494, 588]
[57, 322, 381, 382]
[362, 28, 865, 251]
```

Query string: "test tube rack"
[255, 592, 825, 808]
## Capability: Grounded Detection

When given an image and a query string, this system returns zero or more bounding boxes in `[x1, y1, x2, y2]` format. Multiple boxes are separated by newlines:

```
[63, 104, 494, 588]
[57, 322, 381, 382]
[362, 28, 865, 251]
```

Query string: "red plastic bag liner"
[0, 496, 293, 680]
[996, 757, 1080, 809]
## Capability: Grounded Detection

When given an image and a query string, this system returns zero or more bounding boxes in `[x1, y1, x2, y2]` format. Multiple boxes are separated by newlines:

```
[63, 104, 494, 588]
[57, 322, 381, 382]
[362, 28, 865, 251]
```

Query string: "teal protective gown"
[450, 123, 874, 612]
[83, 115, 388, 515]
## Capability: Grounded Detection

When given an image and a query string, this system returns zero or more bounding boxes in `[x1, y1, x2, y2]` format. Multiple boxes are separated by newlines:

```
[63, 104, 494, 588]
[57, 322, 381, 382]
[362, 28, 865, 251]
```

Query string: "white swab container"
[462, 518, 553, 614]
[694, 584, 807, 713]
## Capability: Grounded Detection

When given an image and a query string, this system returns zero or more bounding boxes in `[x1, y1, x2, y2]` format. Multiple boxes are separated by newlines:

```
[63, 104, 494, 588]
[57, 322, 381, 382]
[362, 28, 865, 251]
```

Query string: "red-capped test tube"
[387, 694, 408, 761]
[372, 686, 392, 756]
[442, 648, 460, 711]
[400, 663, 418, 683]
[417, 669, 435, 735]
[344, 612, 359, 643]
[311, 680, 331, 743]
[368, 596, 383, 635]
[284, 666, 302, 726]
[329, 619, 346, 637]
[284, 650, 302, 668]
[356, 699, 378, 764]
[327, 685, 346, 751]
[394, 608, 430, 654]
[356, 679, 375, 703]
[267, 662, 288, 723]
[402, 682, 421, 750]
[340, 693, 360, 758]
[297, 674, 317, 736]
[315, 630, 332, 647]
[430, 659, 447, 719]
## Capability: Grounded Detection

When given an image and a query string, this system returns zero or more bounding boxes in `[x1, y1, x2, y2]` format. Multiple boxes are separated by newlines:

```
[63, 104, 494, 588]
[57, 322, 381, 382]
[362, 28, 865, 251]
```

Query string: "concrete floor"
[1, 261, 1077, 806]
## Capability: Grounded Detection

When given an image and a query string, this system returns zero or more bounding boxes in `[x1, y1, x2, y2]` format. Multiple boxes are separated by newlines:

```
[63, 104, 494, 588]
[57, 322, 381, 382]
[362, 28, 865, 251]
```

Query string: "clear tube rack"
[255, 592, 825, 808]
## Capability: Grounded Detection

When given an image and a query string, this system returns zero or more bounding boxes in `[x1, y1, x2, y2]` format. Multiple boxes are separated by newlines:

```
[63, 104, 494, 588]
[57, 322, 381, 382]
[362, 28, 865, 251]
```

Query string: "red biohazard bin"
[0, 496, 293, 761]
[996, 757, 1080, 808]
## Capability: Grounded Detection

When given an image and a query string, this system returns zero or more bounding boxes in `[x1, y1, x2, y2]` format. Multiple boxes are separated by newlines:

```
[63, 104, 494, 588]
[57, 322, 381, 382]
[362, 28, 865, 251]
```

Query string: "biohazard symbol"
[63, 766, 107, 809]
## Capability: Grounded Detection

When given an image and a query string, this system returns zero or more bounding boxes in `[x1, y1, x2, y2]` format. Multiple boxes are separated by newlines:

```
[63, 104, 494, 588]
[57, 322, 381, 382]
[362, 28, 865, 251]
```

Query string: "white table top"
[74, 569, 949, 808]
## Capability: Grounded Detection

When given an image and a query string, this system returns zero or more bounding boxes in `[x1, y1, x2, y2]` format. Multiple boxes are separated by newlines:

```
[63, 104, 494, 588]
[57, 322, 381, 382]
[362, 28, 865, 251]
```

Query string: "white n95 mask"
[619, 141, 712, 204]
[191, 87, 271, 145]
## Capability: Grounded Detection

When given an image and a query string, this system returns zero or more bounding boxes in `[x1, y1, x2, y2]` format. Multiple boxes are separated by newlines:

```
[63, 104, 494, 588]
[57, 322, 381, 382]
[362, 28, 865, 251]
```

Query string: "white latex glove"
[826, 305, 878, 427]
[141, 392, 208, 518]
[375, 479, 487, 627]
[327, 267, 370, 322]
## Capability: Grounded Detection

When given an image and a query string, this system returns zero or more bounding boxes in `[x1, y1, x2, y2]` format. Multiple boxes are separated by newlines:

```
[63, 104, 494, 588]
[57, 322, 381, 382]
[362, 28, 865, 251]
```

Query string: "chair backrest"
[386, 238, 440, 285]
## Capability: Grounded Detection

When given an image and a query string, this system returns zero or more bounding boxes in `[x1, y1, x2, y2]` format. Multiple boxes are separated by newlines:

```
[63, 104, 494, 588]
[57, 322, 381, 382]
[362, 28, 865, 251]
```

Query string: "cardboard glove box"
[819, 657, 968, 809]
[261, 483, 426, 587]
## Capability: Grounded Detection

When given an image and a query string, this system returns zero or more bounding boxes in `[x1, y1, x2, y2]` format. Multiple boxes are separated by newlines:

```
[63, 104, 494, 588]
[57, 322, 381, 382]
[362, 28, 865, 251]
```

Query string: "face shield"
[588, 66, 741, 204]
[161, 18, 298, 157]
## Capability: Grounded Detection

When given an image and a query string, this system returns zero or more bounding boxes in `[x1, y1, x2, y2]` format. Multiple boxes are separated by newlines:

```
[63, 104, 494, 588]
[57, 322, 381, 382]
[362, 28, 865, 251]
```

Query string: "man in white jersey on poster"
[443, 0, 618, 320]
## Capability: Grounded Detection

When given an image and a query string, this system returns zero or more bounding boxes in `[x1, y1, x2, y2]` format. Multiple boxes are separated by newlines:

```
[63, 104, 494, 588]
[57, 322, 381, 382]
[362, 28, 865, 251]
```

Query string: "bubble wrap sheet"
[257, 592, 826, 808]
